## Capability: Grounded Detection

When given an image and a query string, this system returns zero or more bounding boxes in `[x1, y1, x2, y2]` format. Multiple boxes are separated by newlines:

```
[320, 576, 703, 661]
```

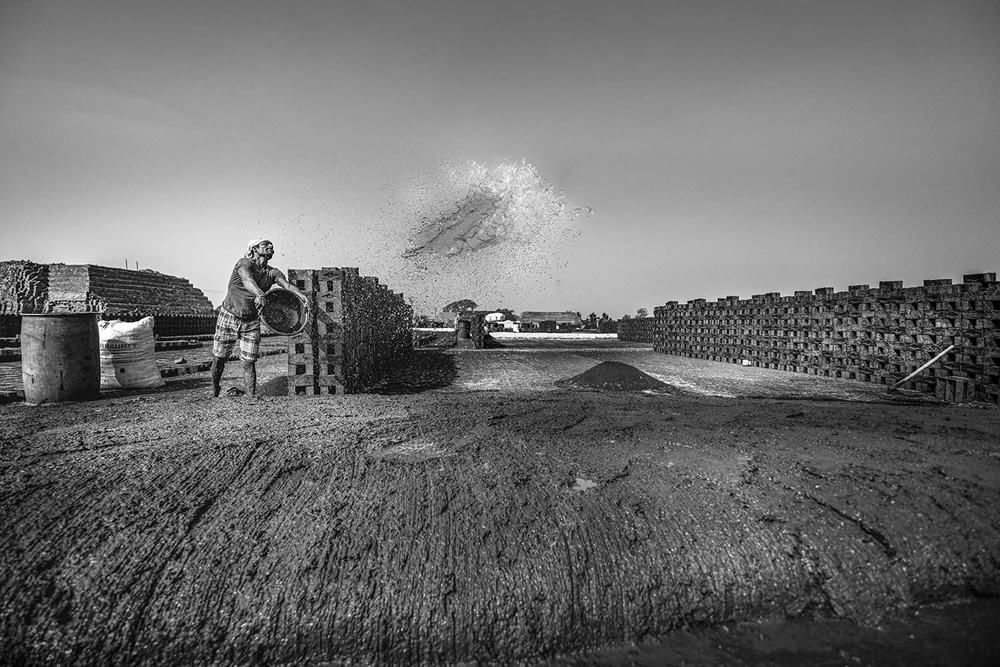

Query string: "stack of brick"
[0, 261, 50, 315]
[649, 273, 999, 404]
[618, 316, 655, 343]
[46, 264, 214, 317]
[152, 314, 219, 338]
[0, 261, 218, 338]
[286, 267, 412, 396]
[0, 261, 50, 337]
[455, 312, 486, 349]
[597, 319, 618, 334]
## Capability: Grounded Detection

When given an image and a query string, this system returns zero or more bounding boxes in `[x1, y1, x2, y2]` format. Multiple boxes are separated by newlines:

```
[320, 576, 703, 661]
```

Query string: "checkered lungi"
[213, 307, 261, 362]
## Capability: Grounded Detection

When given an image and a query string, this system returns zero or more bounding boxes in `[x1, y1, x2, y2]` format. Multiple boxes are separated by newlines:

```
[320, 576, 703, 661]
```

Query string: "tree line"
[413, 300, 651, 328]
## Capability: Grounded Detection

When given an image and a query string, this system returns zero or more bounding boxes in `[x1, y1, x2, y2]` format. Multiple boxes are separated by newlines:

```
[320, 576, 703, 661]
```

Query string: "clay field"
[2, 336, 999, 665]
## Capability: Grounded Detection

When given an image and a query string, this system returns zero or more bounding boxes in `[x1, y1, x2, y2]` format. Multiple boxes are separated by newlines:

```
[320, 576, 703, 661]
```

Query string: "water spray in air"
[387, 159, 590, 314]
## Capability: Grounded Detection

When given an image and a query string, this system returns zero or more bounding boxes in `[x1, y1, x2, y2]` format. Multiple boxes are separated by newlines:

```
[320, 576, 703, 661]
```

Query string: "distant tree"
[587, 312, 598, 329]
[442, 299, 478, 313]
[621, 313, 632, 320]
[495, 308, 517, 321]
[636, 307, 649, 318]
[414, 314, 432, 327]
[600, 313, 610, 322]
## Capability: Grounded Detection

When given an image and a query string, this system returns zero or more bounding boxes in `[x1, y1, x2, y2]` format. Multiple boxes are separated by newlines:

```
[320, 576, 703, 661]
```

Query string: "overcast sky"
[2, 0, 998, 317]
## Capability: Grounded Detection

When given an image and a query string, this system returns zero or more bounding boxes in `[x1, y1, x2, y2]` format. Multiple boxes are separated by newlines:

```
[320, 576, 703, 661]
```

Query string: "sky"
[1, 0, 998, 318]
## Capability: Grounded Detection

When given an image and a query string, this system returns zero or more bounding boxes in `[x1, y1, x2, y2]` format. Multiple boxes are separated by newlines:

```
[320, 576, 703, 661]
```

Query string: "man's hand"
[254, 294, 267, 310]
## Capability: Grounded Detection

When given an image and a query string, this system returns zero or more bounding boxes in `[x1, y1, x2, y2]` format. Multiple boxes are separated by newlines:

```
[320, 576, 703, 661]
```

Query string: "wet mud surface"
[1, 345, 999, 665]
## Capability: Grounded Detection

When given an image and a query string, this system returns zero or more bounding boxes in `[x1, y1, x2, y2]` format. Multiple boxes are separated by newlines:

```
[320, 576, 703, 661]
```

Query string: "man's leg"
[243, 360, 257, 397]
[211, 356, 226, 397]
[211, 309, 238, 398]
[238, 318, 262, 397]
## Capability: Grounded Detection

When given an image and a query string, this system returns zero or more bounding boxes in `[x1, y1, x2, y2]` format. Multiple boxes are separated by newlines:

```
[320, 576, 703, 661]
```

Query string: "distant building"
[518, 311, 583, 332]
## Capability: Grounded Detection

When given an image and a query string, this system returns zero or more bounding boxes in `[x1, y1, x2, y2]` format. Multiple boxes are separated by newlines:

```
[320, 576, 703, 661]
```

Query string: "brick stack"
[286, 267, 412, 396]
[46, 264, 214, 317]
[1, 261, 219, 338]
[470, 312, 486, 348]
[617, 316, 656, 343]
[152, 314, 219, 338]
[650, 273, 1000, 403]
[0, 261, 51, 337]
[597, 319, 618, 334]
[0, 261, 50, 315]
[454, 312, 486, 349]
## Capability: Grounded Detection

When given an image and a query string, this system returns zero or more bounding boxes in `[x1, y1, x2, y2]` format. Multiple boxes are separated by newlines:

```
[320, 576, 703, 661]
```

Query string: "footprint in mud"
[367, 439, 452, 463]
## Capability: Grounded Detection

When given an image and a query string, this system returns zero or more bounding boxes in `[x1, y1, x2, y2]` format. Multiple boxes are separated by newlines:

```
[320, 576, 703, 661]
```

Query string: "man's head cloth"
[246, 239, 268, 257]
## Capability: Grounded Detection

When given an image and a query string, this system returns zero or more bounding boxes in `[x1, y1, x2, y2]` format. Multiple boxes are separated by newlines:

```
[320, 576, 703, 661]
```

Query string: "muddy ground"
[1, 340, 999, 665]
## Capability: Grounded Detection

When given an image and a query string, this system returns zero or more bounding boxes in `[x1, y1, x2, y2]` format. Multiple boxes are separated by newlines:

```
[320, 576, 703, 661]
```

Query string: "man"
[211, 239, 309, 397]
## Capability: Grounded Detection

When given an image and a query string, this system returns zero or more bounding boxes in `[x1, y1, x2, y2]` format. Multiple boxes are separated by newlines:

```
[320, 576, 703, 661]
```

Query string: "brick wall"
[649, 273, 999, 403]
[286, 267, 412, 395]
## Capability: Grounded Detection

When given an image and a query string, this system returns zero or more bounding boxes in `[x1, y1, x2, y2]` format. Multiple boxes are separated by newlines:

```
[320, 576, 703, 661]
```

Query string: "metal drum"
[20, 313, 101, 405]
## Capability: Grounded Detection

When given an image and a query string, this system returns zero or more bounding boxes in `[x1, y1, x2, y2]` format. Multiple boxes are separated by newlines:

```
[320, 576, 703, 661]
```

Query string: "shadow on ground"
[370, 350, 458, 394]
[258, 375, 289, 396]
[413, 331, 457, 349]
[256, 351, 458, 396]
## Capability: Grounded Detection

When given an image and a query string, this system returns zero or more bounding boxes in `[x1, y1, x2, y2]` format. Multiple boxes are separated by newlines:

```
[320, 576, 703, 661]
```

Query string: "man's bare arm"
[237, 264, 267, 310]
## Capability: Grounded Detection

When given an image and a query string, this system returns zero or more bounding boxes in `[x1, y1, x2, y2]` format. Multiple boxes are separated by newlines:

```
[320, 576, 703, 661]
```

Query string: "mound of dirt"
[555, 360, 669, 391]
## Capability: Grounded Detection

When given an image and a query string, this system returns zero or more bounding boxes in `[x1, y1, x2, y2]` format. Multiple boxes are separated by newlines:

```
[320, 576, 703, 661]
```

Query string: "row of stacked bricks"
[286, 267, 413, 396]
[617, 316, 656, 344]
[0, 261, 50, 315]
[79, 265, 215, 317]
[151, 314, 218, 338]
[652, 273, 1000, 403]
[44, 265, 215, 317]
[0, 261, 50, 338]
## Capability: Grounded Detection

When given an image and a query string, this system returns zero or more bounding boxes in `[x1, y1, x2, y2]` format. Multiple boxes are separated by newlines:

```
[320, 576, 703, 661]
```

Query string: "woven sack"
[98, 317, 164, 389]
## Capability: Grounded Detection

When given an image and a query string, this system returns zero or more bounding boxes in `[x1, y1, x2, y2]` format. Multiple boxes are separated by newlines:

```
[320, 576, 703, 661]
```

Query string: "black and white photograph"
[1, 1, 998, 664]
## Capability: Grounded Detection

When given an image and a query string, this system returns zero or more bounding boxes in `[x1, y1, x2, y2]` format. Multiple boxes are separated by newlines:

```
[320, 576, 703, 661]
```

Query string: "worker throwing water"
[211, 239, 309, 398]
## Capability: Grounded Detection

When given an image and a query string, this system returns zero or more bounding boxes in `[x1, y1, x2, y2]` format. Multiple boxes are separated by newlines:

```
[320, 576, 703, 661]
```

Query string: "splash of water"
[387, 159, 590, 314]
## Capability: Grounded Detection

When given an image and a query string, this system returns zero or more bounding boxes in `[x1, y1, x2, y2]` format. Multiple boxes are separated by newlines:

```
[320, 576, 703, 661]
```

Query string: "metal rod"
[891, 344, 955, 390]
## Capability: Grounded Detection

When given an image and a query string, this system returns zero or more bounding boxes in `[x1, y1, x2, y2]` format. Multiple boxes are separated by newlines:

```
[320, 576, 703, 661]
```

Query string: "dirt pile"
[555, 360, 670, 391]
